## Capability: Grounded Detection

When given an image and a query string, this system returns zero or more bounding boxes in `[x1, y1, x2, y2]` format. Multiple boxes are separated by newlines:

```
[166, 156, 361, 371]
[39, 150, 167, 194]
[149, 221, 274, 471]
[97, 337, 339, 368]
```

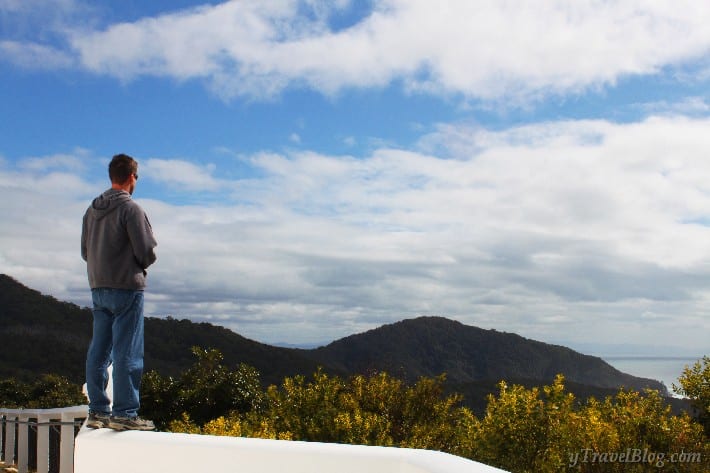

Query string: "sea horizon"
[603, 355, 703, 395]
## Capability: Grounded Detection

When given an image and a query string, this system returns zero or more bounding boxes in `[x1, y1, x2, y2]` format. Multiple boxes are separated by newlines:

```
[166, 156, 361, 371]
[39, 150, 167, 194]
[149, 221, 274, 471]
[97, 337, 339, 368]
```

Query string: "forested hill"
[0, 274, 665, 397]
[304, 316, 666, 393]
[0, 274, 324, 386]
[0, 274, 94, 383]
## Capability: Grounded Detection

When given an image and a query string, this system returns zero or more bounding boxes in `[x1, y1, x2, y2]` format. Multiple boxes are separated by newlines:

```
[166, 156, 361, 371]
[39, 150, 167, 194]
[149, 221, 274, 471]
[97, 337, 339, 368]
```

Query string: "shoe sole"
[86, 421, 108, 429]
[107, 421, 155, 431]
[86, 417, 110, 429]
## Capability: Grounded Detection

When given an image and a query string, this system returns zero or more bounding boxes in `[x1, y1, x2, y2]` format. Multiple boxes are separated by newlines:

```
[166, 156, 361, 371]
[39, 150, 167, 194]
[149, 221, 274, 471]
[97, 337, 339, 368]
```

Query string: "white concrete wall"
[74, 427, 508, 473]
[78, 366, 508, 472]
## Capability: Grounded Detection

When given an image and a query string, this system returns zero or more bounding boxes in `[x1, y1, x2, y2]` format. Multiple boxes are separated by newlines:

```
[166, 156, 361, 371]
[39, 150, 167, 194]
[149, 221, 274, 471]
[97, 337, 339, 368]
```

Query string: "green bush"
[0, 374, 86, 408]
[141, 346, 264, 429]
[673, 355, 710, 435]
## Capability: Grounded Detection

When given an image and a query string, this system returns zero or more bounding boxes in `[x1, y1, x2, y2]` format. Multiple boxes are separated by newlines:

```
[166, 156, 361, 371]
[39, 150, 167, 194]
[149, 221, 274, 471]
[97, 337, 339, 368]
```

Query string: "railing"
[0, 405, 88, 473]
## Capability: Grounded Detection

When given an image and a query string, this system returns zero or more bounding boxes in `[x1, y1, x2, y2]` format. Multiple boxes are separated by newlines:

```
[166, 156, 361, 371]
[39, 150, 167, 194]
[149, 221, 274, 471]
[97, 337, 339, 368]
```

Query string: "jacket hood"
[89, 189, 131, 220]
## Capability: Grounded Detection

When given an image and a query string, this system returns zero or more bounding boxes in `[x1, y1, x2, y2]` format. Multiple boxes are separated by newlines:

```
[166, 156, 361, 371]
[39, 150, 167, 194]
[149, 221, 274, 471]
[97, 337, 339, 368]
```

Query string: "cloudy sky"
[1, 0, 709, 355]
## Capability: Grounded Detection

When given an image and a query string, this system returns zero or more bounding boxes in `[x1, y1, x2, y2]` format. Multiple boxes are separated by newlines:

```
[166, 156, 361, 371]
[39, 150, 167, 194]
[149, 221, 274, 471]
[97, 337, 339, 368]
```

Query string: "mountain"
[303, 316, 666, 393]
[144, 316, 330, 385]
[0, 274, 668, 406]
[0, 274, 325, 386]
[0, 274, 94, 383]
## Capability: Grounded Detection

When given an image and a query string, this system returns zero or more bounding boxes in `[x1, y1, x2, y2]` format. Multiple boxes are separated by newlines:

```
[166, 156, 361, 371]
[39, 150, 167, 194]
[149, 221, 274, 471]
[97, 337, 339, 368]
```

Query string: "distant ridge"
[0, 274, 667, 402]
[303, 316, 666, 393]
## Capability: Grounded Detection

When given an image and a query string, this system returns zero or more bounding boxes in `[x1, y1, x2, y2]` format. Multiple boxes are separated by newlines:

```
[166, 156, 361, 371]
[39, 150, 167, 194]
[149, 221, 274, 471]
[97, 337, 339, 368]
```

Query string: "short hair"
[109, 154, 138, 184]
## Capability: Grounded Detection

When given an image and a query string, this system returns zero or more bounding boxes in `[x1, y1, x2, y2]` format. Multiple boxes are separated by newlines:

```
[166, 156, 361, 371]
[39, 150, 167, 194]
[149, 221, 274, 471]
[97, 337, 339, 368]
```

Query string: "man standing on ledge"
[81, 153, 157, 431]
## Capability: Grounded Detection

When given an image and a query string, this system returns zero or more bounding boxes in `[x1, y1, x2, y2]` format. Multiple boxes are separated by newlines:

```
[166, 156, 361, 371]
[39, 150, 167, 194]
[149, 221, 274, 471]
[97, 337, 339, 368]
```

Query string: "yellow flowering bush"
[164, 353, 709, 472]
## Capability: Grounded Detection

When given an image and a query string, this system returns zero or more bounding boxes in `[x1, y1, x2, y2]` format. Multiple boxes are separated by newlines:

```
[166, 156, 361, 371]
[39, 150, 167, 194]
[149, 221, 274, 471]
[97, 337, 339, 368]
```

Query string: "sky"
[1, 0, 710, 356]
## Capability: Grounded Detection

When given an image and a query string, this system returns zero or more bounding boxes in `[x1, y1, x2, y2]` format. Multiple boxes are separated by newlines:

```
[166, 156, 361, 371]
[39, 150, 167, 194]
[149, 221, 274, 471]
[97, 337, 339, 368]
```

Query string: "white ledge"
[74, 426, 507, 473]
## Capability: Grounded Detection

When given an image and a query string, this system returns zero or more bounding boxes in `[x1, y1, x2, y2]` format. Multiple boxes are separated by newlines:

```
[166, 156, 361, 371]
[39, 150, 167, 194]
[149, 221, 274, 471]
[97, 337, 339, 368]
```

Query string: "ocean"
[602, 356, 702, 395]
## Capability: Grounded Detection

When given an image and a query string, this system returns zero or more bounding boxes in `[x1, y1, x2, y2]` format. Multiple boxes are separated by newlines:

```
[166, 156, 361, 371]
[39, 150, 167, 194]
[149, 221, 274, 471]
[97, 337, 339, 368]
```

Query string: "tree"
[141, 346, 264, 429]
[0, 375, 86, 408]
[0, 377, 30, 408]
[673, 355, 710, 435]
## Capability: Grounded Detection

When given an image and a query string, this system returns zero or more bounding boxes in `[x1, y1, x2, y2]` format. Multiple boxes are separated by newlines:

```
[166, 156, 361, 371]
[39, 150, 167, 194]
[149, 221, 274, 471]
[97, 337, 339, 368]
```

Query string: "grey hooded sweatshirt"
[81, 189, 157, 290]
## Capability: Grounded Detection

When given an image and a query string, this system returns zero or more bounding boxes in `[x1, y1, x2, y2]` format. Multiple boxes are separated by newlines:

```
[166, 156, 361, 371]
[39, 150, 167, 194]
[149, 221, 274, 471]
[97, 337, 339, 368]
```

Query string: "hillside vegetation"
[0, 274, 671, 414]
[147, 348, 710, 472]
[305, 316, 664, 391]
[2, 274, 708, 472]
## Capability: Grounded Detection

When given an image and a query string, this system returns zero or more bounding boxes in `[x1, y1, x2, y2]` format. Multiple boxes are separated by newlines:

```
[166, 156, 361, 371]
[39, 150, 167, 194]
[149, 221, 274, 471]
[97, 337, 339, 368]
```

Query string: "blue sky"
[2, 0, 710, 357]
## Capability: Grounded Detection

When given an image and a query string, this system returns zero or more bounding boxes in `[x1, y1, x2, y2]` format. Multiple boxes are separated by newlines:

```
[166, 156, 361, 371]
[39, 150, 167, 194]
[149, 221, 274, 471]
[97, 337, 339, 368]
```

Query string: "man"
[81, 153, 157, 431]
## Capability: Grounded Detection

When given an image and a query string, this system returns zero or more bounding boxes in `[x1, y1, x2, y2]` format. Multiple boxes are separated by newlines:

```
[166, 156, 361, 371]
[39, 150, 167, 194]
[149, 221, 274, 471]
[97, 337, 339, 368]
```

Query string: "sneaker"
[86, 411, 110, 429]
[107, 416, 155, 431]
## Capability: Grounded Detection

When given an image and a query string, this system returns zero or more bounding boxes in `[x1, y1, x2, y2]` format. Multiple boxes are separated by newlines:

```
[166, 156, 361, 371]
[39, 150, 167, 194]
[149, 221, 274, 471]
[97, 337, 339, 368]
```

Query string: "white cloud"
[0, 0, 92, 69]
[0, 0, 78, 13]
[0, 149, 96, 195]
[0, 40, 75, 69]
[57, 0, 710, 103]
[143, 158, 226, 192]
[18, 149, 89, 172]
[636, 96, 710, 116]
[2, 115, 710, 351]
[0, 0, 88, 38]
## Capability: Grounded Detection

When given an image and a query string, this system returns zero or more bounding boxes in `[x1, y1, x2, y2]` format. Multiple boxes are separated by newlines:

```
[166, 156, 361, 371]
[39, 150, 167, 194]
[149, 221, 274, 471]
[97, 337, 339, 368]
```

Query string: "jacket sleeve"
[81, 211, 89, 262]
[126, 204, 158, 270]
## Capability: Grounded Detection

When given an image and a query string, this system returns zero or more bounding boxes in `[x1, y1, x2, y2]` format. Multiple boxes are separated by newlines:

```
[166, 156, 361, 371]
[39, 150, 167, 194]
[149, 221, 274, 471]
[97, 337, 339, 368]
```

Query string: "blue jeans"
[86, 288, 145, 418]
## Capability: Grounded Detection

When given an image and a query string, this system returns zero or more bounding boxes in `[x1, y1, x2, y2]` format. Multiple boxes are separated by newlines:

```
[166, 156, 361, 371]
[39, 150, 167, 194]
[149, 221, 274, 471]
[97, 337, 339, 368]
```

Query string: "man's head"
[109, 154, 139, 195]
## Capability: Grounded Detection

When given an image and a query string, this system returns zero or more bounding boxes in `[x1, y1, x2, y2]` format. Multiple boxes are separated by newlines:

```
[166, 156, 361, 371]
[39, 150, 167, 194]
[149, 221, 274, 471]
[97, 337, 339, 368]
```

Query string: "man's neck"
[111, 182, 132, 194]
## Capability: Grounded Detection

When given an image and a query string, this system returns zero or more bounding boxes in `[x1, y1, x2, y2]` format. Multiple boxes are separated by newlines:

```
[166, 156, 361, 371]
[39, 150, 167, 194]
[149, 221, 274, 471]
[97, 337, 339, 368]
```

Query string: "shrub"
[0, 374, 86, 408]
[161, 349, 709, 472]
[673, 356, 710, 435]
[141, 346, 264, 429]
[170, 368, 478, 456]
